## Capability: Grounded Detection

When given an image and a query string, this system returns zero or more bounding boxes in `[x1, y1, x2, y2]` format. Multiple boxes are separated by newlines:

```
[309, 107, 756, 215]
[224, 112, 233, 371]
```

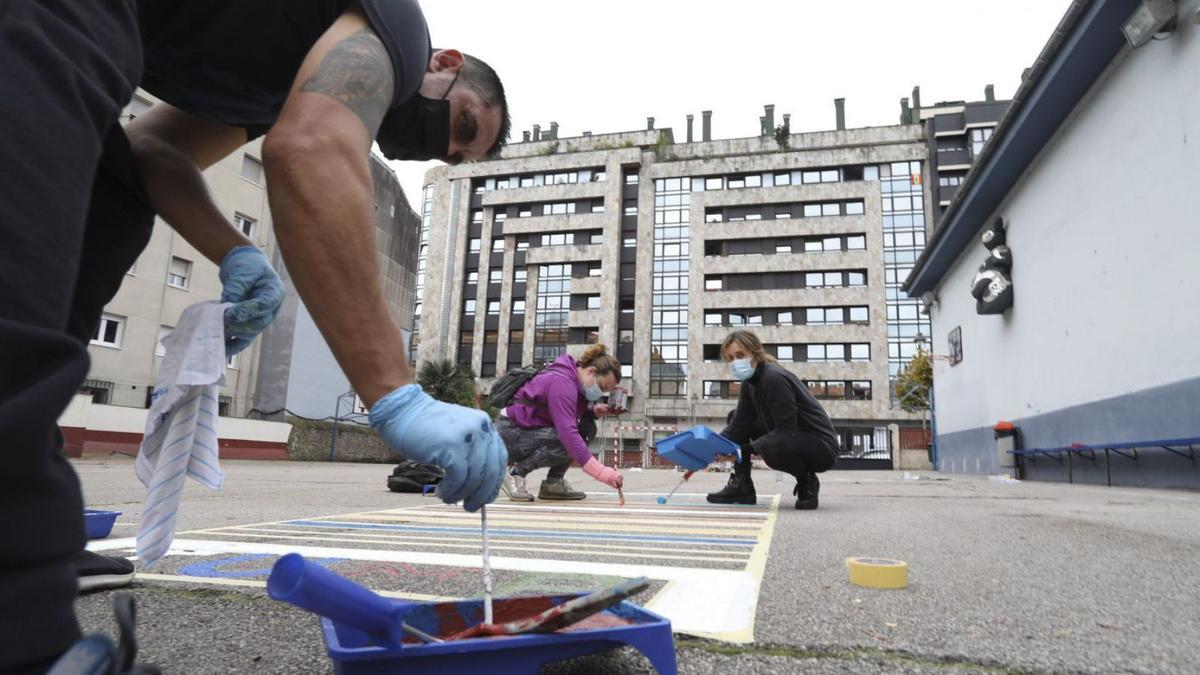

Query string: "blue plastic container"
[267, 554, 677, 675]
[84, 509, 121, 539]
[654, 425, 740, 470]
[320, 596, 676, 675]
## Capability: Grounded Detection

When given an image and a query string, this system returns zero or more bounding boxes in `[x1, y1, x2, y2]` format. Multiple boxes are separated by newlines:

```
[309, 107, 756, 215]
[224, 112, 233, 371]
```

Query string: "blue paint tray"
[654, 425, 740, 471]
[84, 509, 121, 539]
[266, 554, 676, 675]
[321, 595, 677, 675]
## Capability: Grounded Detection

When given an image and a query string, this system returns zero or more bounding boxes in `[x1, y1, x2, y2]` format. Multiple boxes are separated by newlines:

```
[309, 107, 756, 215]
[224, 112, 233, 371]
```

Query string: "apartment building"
[417, 105, 936, 468]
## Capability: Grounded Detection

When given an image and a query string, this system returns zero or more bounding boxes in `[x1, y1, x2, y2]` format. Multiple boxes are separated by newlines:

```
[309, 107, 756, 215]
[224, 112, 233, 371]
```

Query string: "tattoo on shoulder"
[300, 28, 395, 134]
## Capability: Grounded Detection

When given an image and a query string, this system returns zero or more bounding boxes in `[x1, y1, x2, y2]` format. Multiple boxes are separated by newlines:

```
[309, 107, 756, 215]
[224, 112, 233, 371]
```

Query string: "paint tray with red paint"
[267, 554, 677, 675]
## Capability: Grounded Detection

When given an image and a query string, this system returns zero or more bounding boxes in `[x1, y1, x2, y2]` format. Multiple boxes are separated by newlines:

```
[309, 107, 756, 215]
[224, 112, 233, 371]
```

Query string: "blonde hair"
[578, 343, 622, 382]
[721, 330, 777, 364]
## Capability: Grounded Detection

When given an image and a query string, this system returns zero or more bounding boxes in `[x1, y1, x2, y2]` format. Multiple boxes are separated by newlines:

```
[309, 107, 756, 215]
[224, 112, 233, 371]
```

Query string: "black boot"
[794, 472, 819, 510]
[707, 463, 756, 505]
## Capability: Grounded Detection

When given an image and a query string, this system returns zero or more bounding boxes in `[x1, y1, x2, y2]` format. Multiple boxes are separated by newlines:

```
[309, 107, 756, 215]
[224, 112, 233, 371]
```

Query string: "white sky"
[389, 0, 1073, 203]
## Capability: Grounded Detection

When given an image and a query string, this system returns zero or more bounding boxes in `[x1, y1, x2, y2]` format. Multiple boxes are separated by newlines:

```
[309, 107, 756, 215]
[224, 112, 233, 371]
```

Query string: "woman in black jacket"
[709, 330, 840, 509]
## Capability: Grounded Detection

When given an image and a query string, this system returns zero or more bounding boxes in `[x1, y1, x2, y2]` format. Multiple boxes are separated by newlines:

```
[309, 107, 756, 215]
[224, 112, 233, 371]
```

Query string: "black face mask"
[376, 73, 457, 162]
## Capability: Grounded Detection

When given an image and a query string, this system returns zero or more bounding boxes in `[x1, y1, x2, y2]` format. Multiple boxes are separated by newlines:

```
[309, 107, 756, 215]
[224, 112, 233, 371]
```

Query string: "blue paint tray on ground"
[267, 554, 676, 675]
[654, 425, 740, 471]
[84, 509, 121, 539]
[321, 595, 677, 675]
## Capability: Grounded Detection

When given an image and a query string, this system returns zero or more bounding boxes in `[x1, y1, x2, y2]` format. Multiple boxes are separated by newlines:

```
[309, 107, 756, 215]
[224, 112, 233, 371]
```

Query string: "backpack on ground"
[487, 364, 546, 408]
[387, 460, 445, 493]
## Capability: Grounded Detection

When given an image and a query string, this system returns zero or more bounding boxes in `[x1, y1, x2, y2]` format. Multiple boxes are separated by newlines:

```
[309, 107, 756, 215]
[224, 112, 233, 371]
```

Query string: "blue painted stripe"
[283, 519, 757, 546]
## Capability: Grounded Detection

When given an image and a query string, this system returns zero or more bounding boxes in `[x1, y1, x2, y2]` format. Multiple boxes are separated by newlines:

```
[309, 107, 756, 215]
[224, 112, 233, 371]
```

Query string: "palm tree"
[417, 359, 477, 408]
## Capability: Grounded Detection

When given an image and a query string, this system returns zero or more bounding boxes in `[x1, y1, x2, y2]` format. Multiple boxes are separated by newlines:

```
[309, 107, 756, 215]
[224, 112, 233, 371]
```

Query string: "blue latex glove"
[370, 384, 507, 511]
[219, 246, 285, 356]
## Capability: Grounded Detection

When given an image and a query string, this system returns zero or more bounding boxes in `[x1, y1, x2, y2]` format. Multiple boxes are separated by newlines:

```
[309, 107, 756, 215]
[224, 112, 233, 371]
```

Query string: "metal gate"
[832, 426, 893, 470]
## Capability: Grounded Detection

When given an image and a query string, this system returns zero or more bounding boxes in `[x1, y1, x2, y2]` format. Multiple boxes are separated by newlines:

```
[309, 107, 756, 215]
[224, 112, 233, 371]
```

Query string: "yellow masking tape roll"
[846, 557, 908, 589]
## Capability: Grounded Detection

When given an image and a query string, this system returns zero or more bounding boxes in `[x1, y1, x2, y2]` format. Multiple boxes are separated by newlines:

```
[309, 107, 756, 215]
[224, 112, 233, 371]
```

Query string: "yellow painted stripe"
[342, 510, 767, 531]
[135, 573, 452, 602]
[200, 526, 753, 557]
[184, 530, 750, 564]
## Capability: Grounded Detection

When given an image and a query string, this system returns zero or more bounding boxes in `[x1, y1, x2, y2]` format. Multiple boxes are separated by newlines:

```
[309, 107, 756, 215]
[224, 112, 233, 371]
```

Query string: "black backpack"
[387, 460, 445, 494]
[487, 364, 545, 408]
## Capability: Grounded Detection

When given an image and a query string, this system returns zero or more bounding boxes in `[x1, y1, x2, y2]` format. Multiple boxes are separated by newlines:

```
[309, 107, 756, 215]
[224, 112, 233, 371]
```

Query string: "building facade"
[418, 110, 938, 467]
[918, 89, 1010, 224]
[904, 0, 1200, 487]
[85, 92, 419, 423]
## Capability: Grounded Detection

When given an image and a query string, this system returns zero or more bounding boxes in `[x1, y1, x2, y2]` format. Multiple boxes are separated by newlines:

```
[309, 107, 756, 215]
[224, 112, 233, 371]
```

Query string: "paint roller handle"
[267, 553, 412, 646]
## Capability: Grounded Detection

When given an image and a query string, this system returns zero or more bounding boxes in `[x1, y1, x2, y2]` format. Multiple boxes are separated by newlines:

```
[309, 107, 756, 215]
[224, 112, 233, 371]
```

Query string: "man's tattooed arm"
[299, 28, 394, 135]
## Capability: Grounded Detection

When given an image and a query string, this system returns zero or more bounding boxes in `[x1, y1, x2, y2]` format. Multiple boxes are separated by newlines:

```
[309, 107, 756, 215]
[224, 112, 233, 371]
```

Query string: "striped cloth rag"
[135, 301, 230, 567]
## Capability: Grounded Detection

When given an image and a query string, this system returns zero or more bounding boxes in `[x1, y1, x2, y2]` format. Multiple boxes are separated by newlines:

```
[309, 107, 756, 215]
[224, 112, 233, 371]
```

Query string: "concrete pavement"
[72, 457, 1200, 673]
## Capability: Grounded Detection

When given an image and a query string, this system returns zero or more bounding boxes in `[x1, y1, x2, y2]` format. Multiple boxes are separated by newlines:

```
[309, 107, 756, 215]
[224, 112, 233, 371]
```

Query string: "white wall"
[58, 394, 292, 442]
[932, 22, 1200, 435]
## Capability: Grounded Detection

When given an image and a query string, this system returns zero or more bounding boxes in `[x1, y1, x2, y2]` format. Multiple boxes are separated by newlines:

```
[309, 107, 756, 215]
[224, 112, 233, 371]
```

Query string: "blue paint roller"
[268, 553, 413, 645]
[657, 470, 695, 504]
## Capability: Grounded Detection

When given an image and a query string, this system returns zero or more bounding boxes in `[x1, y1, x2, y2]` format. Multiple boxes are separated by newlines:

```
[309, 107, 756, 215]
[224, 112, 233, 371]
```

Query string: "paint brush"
[481, 504, 493, 624]
[657, 470, 696, 504]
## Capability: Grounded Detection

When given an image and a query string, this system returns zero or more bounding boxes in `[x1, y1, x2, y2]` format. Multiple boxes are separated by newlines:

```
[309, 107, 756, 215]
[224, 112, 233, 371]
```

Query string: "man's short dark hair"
[460, 53, 510, 158]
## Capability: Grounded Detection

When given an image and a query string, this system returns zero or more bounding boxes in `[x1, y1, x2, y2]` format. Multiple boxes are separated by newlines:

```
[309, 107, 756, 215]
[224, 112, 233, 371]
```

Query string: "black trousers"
[0, 1, 147, 669]
[732, 413, 838, 481]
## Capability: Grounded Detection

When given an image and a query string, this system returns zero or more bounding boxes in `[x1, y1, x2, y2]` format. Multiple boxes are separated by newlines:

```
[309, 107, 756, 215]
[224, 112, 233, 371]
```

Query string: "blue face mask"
[583, 382, 604, 402]
[729, 358, 755, 381]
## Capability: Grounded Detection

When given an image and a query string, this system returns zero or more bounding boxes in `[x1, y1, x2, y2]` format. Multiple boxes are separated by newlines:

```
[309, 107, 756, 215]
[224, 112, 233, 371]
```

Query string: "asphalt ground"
[71, 456, 1200, 674]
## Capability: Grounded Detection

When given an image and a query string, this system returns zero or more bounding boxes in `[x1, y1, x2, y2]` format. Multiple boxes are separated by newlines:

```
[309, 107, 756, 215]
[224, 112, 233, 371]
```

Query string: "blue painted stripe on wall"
[934, 376, 1200, 488]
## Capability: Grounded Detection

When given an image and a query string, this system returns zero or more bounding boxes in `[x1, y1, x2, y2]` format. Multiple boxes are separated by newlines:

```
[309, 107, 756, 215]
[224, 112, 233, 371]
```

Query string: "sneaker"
[794, 473, 820, 510]
[538, 477, 586, 500]
[706, 471, 757, 505]
[74, 550, 135, 593]
[500, 473, 534, 502]
[47, 593, 160, 674]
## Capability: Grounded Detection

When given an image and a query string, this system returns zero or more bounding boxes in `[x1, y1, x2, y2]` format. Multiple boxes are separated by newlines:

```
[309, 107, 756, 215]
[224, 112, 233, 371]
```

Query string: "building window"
[468, 238, 481, 252]
[623, 206, 637, 216]
[592, 202, 605, 214]
[514, 269, 527, 283]
[487, 300, 500, 315]
[167, 256, 192, 289]
[484, 330, 500, 344]
[509, 329, 525, 343]
[234, 213, 256, 238]
[489, 269, 502, 283]
[466, 270, 479, 284]
[91, 314, 124, 348]
[705, 277, 722, 291]
[491, 239, 504, 252]
[513, 299, 526, 313]
[79, 378, 114, 404]
[777, 345, 794, 362]
[621, 364, 633, 378]
[586, 295, 601, 310]
[461, 330, 475, 345]
[970, 127, 994, 157]
[464, 299, 476, 314]
[849, 306, 868, 323]
[625, 173, 639, 185]
[241, 154, 263, 184]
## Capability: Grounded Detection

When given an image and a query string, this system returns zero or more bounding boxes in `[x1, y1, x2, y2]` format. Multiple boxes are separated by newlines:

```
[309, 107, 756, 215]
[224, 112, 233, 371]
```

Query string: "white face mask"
[729, 358, 755, 381]
[582, 370, 604, 401]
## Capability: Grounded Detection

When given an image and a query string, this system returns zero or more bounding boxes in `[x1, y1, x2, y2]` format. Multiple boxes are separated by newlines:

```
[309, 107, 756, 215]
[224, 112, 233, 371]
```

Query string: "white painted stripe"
[182, 530, 750, 564]
[345, 510, 767, 529]
[331, 514, 765, 536]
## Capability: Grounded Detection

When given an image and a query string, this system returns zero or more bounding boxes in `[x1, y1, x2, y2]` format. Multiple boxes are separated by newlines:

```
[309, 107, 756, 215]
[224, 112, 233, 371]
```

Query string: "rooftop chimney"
[834, 98, 846, 131]
[984, 84, 995, 102]
[911, 86, 922, 115]
[647, 116, 655, 130]
[782, 113, 791, 134]
[582, 130, 592, 137]
[522, 130, 530, 143]
[532, 124, 541, 141]
[764, 104, 775, 133]
[759, 116, 767, 136]
[702, 110, 712, 141]
[686, 114, 694, 143]
[899, 98, 911, 125]
[549, 121, 559, 139]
